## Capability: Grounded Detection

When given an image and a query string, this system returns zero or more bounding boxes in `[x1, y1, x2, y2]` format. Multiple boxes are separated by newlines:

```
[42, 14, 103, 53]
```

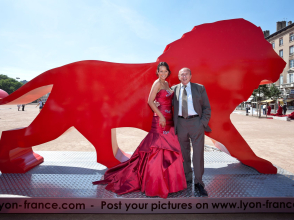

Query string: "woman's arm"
[147, 80, 166, 128]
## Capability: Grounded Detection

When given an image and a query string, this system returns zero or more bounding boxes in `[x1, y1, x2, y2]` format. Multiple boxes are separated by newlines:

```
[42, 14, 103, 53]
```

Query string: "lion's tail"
[0, 68, 57, 105]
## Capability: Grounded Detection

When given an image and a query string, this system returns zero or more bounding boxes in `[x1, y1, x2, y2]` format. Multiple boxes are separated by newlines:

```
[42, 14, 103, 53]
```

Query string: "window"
[289, 74, 294, 83]
[288, 73, 294, 83]
[290, 46, 294, 55]
[290, 33, 294, 42]
[280, 75, 283, 86]
[271, 42, 275, 48]
[290, 59, 294, 68]
[279, 49, 283, 57]
[279, 38, 283, 46]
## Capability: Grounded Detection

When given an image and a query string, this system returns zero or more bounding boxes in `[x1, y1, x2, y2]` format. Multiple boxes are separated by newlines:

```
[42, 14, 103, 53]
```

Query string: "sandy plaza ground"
[0, 104, 293, 174]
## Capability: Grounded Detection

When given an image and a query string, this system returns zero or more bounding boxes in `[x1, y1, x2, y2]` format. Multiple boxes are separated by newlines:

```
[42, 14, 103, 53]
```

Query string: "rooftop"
[265, 22, 294, 40]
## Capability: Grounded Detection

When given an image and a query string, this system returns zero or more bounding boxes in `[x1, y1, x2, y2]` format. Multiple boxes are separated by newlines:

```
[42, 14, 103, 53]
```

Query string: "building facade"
[264, 21, 294, 109]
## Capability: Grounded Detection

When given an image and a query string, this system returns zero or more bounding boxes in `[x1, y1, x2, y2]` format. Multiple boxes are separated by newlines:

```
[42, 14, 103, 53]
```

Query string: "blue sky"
[0, 0, 293, 80]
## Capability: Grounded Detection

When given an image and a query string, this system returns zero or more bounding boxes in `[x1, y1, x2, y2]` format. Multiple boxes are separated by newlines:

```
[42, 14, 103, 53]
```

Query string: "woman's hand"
[159, 116, 166, 128]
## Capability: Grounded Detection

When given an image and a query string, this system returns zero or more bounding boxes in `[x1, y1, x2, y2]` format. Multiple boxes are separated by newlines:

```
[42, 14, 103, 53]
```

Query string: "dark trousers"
[177, 116, 205, 187]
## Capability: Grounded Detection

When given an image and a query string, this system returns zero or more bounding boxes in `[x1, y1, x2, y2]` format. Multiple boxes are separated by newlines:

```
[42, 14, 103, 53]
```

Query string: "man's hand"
[154, 100, 160, 107]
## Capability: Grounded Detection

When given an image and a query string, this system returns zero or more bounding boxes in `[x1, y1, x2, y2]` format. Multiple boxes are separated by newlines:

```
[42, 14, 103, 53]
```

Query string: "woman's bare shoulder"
[152, 79, 161, 88]
[152, 79, 160, 85]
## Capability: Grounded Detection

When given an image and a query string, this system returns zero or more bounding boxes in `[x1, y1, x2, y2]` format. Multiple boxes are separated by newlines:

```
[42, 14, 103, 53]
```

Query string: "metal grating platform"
[0, 151, 294, 214]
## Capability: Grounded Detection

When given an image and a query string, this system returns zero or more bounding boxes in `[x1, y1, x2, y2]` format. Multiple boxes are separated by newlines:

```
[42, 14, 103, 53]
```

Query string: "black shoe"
[194, 183, 208, 197]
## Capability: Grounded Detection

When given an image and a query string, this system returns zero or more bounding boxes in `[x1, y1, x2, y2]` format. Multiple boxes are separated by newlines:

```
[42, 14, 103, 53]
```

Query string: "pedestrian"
[282, 104, 287, 115]
[263, 104, 266, 115]
[246, 103, 249, 114]
[36, 99, 44, 112]
[22, 104, 25, 111]
[267, 104, 271, 115]
[248, 103, 251, 114]
[17, 104, 21, 111]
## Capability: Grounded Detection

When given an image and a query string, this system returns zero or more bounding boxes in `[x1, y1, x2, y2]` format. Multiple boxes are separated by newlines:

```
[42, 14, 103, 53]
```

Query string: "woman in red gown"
[93, 62, 187, 198]
[267, 105, 271, 115]
[274, 105, 283, 116]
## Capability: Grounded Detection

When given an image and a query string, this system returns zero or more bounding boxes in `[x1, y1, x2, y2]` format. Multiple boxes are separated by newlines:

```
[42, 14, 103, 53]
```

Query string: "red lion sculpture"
[0, 19, 285, 174]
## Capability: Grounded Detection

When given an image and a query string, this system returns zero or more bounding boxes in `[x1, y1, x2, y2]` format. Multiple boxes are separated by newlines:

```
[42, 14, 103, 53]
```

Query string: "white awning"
[246, 97, 253, 102]
[261, 99, 274, 103]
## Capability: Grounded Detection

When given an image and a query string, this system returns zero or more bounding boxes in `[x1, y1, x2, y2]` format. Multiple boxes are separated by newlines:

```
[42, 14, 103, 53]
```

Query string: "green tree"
[0, 74, 23, 94]
[268, 84, 282, 113]
[252, 85, 271, 101]
[269, 84, 282, 99]
[0, 74, 9, 80]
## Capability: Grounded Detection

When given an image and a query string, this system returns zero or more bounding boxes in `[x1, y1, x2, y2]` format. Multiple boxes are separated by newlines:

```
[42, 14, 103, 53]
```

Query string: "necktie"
[182, 85, 188, 118]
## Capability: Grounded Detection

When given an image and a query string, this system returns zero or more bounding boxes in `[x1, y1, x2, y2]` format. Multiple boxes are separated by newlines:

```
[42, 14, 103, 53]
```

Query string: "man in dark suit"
[171, 67, 211, 197]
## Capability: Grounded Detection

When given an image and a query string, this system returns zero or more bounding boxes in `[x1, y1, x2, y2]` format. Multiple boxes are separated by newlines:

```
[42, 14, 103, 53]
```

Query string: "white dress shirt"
[178, 82, 198, 116]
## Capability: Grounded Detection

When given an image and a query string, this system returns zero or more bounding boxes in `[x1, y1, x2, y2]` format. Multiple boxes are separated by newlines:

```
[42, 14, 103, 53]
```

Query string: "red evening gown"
[93, 90, 187, 198]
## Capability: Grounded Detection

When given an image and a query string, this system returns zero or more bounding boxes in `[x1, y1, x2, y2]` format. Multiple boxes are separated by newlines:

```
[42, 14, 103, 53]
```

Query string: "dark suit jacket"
[171, 83, 212, 133]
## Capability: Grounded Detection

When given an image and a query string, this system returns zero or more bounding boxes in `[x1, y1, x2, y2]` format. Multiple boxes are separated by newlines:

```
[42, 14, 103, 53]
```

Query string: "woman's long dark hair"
[156, 62, 171, 77]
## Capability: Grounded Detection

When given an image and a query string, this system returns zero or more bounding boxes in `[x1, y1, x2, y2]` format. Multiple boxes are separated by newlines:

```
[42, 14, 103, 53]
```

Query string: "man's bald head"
[179, 67, 191, 75]
[178, 67, 192, 85]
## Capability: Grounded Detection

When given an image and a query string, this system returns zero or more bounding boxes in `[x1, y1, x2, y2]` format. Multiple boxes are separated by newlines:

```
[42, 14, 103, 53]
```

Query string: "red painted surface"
[0, 19, 285, 174]
[288, 112, 294, 119]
